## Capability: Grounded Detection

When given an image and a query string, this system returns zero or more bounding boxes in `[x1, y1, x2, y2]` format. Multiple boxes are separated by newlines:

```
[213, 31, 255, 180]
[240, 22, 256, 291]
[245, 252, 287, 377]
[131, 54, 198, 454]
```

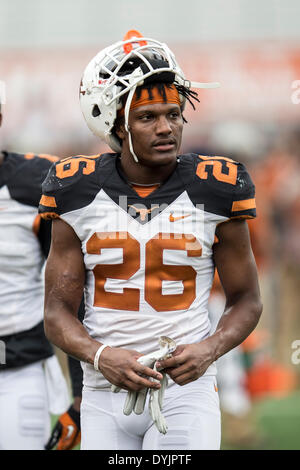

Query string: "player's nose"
[155, 115, 172, 135]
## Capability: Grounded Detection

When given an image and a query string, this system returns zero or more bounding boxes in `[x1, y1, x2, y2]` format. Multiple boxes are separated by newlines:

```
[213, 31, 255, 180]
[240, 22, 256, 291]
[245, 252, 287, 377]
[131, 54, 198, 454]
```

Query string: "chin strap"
[124, 85, 139, 163]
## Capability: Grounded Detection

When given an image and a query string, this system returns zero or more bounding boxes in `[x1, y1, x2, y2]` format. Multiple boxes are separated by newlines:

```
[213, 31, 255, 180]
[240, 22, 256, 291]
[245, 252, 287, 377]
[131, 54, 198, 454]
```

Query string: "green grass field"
[221, 390, 300, 450]
[50, 391, 300, 450]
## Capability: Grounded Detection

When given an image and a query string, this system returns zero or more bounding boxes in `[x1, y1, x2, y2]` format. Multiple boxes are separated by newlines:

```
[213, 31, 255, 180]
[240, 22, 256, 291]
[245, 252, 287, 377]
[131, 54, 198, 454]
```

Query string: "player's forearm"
[44, 249, 100, 364]
[206, 293, 262, 362]
[44, 300, 101, 366]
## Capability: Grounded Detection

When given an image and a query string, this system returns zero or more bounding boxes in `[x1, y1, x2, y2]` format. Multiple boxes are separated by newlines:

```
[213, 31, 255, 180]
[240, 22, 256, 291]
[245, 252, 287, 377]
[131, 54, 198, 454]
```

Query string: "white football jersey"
[0, 152, 57, 336]
[40, 153, 256, 389]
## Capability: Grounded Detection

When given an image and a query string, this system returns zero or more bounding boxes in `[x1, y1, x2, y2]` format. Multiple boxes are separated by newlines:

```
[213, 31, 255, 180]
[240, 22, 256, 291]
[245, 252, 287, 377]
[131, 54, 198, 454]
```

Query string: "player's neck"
[119, 154, 177, 185]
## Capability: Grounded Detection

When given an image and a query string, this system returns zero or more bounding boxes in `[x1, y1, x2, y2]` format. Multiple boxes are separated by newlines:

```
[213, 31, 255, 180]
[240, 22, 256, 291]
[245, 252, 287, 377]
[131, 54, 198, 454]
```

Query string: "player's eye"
[169, 111, 180, 119]
[139, 114, 154, 121]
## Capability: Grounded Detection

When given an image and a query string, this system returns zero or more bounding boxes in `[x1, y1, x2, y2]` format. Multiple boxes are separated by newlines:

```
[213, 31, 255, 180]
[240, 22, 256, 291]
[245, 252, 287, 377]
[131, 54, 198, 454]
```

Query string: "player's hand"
[99, 346, 163, 392]
[111, 337, 176, 434]
[112, 361, 169, 434]
[45, 404, 81, 450]
[156, 341, 214, 386]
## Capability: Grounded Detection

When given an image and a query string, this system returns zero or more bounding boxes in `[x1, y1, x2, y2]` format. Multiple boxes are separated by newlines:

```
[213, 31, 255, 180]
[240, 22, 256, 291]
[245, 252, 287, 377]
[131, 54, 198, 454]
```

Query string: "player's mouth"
[152, 138, 176, 152]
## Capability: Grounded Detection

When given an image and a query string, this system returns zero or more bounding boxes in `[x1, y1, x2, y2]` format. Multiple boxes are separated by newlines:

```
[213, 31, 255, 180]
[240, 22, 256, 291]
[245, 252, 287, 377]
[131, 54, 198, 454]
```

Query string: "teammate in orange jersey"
[0, 96, 82, 450]
[39, 31, 262, 450]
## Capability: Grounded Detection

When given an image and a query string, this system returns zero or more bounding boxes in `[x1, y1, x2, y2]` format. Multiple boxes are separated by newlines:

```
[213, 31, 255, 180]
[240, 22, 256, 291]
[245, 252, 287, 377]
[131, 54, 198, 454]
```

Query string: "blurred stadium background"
[1, 0, 300, 450]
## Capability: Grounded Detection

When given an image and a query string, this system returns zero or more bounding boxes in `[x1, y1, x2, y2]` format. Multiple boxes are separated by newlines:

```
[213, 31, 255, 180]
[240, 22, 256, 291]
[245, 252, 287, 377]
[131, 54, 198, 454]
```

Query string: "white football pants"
[81, 375, 221, 450]
[0, 361, 50, 450]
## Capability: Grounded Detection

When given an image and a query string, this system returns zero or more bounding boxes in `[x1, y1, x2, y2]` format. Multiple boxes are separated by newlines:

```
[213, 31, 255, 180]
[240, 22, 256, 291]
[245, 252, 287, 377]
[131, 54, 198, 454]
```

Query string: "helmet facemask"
[80, 33, 220, 161]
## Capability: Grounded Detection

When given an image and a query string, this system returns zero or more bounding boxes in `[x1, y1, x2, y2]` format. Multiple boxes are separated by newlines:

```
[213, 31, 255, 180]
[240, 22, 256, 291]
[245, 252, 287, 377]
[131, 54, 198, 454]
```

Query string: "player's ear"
[115, 120, 126, 141]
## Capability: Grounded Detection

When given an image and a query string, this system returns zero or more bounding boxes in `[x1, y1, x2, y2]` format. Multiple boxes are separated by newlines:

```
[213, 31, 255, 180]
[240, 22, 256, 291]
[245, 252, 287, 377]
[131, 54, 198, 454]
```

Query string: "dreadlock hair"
[112, 80, 200, 144]
[174, 83, 200, 117]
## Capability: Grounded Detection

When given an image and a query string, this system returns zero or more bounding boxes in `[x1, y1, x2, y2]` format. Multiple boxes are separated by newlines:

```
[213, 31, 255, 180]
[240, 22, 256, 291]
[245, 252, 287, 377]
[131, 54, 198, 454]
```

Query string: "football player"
[39, 31, 262, 450]
[0, 95, 82, 450]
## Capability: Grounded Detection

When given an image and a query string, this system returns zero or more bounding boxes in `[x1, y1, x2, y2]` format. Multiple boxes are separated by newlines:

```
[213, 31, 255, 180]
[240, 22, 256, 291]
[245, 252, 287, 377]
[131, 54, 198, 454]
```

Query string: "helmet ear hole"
[92, 105, 101, 117]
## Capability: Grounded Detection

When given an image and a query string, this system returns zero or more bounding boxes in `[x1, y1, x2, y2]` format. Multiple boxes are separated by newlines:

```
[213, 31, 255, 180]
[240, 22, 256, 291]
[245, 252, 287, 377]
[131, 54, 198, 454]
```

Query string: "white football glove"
[111, 336, 176, 434]
[149, 362, 169, 434]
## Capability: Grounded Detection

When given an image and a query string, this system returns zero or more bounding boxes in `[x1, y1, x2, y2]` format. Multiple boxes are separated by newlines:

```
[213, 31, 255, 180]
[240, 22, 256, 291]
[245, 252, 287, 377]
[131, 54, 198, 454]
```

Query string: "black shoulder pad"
[186, 155, 256, 219]
[230, 162, 256, 219]
[4, 152, 58, 208]
[39, 154, 103, 219]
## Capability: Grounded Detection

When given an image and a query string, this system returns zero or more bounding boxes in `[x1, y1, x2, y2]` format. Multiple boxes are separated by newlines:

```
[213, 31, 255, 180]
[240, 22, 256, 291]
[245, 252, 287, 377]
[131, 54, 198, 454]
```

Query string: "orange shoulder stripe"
[24, 153, 58, 162]
[231, 198, 256, 212]
[40, 195, 57, 208]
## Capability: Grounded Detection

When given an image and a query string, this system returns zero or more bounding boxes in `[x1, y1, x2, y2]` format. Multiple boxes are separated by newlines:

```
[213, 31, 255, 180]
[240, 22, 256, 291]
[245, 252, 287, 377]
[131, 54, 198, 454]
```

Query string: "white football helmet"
[80, 30, 220, 161]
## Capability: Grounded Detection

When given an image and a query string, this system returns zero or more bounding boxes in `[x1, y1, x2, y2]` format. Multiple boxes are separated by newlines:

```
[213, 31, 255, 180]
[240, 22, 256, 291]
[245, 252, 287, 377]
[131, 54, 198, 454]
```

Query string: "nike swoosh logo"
[169, 213, 191, 222]
[66, 425, 75, 440]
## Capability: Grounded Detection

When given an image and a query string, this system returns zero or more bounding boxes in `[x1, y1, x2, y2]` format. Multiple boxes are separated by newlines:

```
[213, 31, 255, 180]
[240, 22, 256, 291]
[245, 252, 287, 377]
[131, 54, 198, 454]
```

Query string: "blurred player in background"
[0, 93, 82, 450]
[39, 31, 262, 450]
